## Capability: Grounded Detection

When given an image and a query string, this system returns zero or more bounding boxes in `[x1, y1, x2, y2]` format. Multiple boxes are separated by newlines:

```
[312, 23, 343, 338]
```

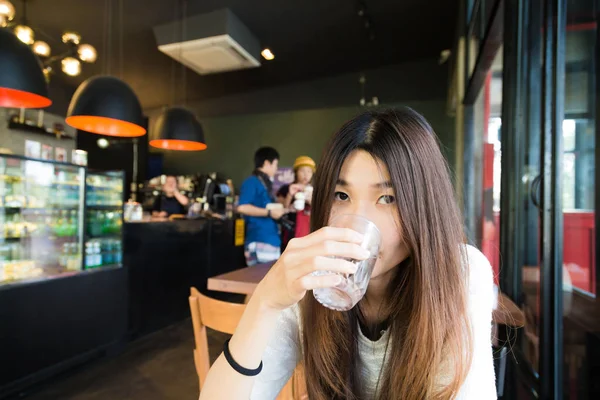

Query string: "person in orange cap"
[276, 156, 316, 208]
[276, 156, 316, 249]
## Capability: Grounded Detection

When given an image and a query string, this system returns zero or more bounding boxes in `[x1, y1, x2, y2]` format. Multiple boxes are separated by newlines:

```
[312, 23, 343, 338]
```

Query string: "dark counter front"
[124, 218, 245, 339]
[0, 218, 244, 399]
[0, 266, 128, 399]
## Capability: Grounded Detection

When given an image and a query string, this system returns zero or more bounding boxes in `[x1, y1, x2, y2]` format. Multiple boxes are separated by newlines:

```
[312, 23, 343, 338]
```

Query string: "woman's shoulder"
[460, 244, 495, 308]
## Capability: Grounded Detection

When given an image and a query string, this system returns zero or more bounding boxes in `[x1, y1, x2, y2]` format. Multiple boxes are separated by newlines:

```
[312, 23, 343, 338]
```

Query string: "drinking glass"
[312, 214, 381, 311]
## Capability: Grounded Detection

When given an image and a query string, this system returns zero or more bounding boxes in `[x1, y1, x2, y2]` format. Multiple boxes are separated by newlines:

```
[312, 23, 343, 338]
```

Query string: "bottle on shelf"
[85, 242, 94, 268]
[95, 241, 102, 267]
[113, 240, 122, 265]
[59, 243, 68, 268]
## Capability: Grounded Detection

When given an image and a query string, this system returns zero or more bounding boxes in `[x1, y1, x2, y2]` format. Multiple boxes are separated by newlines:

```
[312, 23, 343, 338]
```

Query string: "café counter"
[124, 217, 245, 338]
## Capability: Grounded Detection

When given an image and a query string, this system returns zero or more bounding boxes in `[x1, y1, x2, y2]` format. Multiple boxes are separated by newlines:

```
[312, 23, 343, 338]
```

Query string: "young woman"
[277, 156, 317, 248]
[200, 108, 496, 399]
[276, 155, 316, 209]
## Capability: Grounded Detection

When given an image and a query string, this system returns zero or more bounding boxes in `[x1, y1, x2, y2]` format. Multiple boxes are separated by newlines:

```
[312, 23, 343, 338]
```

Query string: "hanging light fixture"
[0, 1, 16, 27]
[66, 75, 145, 137]
[149, 1, 205, 152]
[1, 0, 98, 79]
[0, 28, 51, 108]
[150, 107, 207, 151]
[77, 43, 97, 63]
[32, 40, 50, 57]
[61, 57, 81, 76]
[13, 23, 33, 44]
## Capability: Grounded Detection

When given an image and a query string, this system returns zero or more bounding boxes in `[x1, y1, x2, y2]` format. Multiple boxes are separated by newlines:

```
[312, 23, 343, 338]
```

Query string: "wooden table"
[207, 262, 274, 295]
[208, 263, 526, 328]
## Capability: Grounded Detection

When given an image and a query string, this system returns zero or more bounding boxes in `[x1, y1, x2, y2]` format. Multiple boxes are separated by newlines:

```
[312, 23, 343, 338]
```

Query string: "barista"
[152, 175, 189, 217]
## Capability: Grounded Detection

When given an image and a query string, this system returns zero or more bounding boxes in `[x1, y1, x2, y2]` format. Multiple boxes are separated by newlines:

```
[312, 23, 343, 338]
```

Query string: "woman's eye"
[334, 192, 349, 201]
[377, 195, 395, 205]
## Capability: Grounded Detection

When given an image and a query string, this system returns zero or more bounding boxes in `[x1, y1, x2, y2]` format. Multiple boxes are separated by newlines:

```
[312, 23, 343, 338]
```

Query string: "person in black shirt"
[151, 175, 189, 217]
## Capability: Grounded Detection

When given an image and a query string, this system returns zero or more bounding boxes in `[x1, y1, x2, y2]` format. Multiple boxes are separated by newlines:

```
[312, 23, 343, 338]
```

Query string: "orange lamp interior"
[149, 139, 207, 151]
[65, 115, 146, 137]
[0, 87, 52, 109]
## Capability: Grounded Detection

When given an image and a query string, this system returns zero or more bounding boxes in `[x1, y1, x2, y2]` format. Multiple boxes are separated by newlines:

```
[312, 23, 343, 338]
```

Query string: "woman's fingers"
[287, 227, 364, 249]
[296, 273, 343, 291]
[313, 256, 358, 274]
[283, 241, 369, 274]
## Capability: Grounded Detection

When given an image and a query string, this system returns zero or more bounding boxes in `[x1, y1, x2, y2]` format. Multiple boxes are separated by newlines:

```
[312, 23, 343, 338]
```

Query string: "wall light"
[261, 48, 274, 61]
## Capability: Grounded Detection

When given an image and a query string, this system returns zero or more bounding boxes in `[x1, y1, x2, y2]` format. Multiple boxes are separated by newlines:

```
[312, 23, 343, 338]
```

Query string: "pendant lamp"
[66, 75, 145, 137]
[150, 107, 207, 151]
[0, 27, 51, 108]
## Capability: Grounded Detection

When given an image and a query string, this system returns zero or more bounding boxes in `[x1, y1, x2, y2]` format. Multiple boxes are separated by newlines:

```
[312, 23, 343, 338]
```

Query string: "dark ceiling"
[18, 0, 458, 110]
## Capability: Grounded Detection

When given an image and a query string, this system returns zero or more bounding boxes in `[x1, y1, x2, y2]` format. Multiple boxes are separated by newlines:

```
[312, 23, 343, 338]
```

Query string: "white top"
[250, 245, 497, 399]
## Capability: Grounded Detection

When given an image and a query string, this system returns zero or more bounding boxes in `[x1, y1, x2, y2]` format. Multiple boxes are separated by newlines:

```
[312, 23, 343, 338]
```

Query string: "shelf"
[1, 206, 80, 213]
[86, 233, 121, 239]
[8, 117, 75, 140]
[51, 181, 81, 187]
[87, 185, 122, 190]
[83, 263, 122, 271]
[86, 205, 122, 210]
[1, 237, 23, 242]
[1, 235, 79, 242]
[1, 176, 81, 186]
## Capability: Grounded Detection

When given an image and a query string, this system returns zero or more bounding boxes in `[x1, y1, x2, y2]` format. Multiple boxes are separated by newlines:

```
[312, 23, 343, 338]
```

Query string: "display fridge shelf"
[86, 205, 123, 210]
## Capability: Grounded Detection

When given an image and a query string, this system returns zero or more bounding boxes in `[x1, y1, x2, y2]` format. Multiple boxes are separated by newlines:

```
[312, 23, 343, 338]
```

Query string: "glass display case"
[84, 171, 124, 269]
[0, 155, 85, 285]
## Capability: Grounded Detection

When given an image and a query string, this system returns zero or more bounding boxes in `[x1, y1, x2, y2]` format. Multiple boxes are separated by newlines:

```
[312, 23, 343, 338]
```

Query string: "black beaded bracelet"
[223, 339, 263, 376]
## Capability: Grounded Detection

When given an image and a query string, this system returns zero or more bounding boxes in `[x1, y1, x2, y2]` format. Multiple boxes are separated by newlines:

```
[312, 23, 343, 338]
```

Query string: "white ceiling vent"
[153, 9, 261, 76]
[157, 34, 259, 75]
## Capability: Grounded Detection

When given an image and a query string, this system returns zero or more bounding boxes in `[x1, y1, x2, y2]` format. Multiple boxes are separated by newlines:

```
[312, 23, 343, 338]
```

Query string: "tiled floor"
[24, 320, 230, 400]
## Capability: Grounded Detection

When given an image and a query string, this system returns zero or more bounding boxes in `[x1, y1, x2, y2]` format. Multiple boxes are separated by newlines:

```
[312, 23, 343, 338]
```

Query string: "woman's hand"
[289, 184, 304, 196]
[256, 227, 369, 311]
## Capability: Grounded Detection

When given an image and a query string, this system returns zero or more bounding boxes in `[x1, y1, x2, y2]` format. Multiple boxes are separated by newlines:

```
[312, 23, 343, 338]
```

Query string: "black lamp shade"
[66, 75, 146, 137]
[150, 107, 207, 151]
[0, 28, 51, 108]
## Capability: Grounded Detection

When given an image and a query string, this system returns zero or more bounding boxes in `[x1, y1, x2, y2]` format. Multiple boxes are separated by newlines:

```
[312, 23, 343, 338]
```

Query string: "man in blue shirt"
[238, 147, 285, 266]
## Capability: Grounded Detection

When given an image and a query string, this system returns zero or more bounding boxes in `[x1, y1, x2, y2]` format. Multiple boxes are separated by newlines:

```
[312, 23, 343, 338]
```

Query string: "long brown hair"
[301, 108, 472, 399]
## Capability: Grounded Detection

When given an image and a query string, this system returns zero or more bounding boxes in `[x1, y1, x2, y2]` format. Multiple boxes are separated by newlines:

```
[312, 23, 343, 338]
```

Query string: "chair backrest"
[189, 287, 307, 399]
[493, 345, 508, 398]
[189, 287, 247, 391]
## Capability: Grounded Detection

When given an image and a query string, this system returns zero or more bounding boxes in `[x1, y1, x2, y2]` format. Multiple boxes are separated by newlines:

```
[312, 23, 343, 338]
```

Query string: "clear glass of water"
[313, 214, 381, 311]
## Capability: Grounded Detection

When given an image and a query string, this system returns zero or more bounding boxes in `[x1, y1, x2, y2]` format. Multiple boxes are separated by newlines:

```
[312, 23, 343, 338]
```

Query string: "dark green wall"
[157, 100, 454, 188]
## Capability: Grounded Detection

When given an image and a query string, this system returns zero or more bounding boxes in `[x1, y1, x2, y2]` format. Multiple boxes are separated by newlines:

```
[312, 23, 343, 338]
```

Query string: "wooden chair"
[189, 287, 306, 399]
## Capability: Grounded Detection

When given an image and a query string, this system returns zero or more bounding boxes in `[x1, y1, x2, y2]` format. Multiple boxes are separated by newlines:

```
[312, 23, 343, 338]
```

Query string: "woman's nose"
[345, 202, 375, 221]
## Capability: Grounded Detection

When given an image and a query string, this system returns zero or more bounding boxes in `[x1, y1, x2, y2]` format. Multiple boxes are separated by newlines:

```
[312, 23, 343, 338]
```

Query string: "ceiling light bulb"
[0, 1, 15, 23]
[33, 41, 51, 57]
[61, 57, 81, 76]
[77, 43, 97, 63]
[261, 48, 274, 61]
[14, 25, 35, 45]
[62, 31, 81, 45]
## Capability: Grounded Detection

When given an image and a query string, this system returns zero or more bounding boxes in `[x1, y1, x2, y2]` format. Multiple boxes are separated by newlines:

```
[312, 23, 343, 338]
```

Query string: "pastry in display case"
[0, 154, 85, 285]
[84, 171, 124, 269]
